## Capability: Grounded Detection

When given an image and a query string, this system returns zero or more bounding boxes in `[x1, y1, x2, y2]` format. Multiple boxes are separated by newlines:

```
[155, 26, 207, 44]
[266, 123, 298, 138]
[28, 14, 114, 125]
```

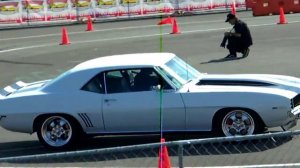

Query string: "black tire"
[36, 115, 80, 150]
[213, 108, 264, 137]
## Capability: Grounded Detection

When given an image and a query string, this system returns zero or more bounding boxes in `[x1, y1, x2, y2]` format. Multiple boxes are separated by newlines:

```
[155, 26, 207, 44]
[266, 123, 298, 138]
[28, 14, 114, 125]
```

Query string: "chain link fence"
[0, 131, 299, 167]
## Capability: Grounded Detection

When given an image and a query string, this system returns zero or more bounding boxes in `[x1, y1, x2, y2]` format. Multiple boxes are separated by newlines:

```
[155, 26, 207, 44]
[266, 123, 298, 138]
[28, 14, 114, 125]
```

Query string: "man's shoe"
[225, 54, 237, 59]
[242, 48, 250, 58]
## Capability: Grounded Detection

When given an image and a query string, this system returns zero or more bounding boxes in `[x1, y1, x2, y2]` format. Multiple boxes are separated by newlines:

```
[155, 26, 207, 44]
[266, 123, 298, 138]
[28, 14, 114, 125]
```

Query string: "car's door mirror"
[152, 85, 161, 92]
[151, 85, 176, 93]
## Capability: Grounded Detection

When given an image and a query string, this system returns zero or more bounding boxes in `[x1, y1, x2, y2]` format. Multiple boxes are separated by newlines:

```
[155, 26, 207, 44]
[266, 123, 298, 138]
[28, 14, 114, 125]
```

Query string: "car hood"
[196, 74, 300, 92]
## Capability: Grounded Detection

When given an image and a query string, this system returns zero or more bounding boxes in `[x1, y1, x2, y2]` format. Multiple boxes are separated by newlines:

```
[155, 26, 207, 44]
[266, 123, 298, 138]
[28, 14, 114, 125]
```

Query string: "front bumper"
[280, 107, 300, 131]
[281, 105, 300, 131]
[292, 105, 300, 119]
[281, 119, 297, 131]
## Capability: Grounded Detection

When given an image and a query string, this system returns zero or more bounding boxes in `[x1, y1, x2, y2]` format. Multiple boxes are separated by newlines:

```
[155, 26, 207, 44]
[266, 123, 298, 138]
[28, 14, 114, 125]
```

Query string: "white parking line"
[0, 21, 300, 54]
[34, 21, 300, 45]
[69, 27, 231, 45]
[1, 15, 299, 42]
[0, 28, 228, 54]
[188, 163, 300, 168]
[0, 21, 224, 41]
[0, 21, 210, 41]
[0, 44, 53, 54]
[0, 20, 230, 41]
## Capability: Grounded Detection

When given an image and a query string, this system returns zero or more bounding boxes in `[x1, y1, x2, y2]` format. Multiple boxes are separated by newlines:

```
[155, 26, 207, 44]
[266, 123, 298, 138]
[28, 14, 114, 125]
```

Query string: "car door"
[102, 68, 186, 133]
[78, 73, 106, 133]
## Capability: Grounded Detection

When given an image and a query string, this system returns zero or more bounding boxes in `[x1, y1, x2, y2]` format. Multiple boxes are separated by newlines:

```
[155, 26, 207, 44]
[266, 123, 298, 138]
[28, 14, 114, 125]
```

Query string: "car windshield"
[159, 56, 201, 88]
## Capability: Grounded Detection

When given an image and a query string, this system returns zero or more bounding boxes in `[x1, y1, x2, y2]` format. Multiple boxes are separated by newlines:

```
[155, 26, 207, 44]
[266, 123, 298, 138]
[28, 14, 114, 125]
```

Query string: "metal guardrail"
[0, 130, 299, 167]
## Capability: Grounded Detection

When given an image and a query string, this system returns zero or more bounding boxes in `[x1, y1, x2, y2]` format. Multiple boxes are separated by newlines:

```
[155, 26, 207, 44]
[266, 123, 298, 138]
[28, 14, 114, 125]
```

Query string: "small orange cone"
[158, 16, 173, 25]
[278, 7, 287, 24]
[231, 3, 236, 15]
[60, 27, 70, 45]
[171, 18, 180, 34]
[86, 16, 94, 31]
[17, 19, 22, 23]
[158, 138, 171, 168]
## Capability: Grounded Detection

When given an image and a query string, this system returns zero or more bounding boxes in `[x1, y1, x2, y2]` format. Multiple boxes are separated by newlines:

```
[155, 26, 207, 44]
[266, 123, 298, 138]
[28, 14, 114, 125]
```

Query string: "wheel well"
[212, 107, 266, 130]
[33, 113, 83, 133]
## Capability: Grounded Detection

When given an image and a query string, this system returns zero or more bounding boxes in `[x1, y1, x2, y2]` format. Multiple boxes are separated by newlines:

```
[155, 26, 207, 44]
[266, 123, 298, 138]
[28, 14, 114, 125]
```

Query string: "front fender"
[181, 91, 292, 131]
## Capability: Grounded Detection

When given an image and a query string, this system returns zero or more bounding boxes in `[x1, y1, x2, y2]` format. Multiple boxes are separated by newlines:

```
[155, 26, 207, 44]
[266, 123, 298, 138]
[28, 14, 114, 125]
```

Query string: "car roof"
[73, 53, 176, 71]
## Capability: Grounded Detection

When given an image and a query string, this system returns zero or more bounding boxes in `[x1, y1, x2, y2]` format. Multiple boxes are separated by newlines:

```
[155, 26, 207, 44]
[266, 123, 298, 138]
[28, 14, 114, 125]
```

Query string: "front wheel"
[37, 115, 78, 149]
[215, 109, 262, 136]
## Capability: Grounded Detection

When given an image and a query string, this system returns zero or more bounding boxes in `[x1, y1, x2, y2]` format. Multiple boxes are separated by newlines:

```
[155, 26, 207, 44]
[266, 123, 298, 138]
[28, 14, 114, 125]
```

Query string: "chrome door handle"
[104, 99, 117, 103]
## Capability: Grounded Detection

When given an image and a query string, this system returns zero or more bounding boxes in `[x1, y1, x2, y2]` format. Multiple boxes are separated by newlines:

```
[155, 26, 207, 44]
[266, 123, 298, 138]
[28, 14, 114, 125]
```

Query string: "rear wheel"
[36, 115, 78, 149]
[215, 109, 263, 136]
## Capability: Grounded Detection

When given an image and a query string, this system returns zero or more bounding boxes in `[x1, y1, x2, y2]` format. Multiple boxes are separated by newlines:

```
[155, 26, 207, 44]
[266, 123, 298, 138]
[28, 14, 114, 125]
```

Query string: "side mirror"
[152, 84, 176, 93]
[152, 85, 161, 92]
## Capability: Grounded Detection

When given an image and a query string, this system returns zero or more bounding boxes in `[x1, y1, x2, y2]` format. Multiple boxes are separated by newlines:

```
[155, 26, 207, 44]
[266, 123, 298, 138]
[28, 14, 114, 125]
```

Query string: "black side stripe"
[78, 113, 89, 127]
[78, 113, 94, 127]
[83, 113, 94, 127]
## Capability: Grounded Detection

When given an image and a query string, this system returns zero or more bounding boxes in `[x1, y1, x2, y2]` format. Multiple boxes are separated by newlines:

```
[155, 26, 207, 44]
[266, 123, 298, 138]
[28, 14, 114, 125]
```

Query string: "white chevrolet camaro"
[1, 53, 300, 149]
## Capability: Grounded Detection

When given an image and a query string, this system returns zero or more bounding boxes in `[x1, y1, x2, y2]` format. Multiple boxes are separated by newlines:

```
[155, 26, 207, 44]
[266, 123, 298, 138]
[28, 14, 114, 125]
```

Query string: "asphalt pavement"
[1, 11, 300, 167]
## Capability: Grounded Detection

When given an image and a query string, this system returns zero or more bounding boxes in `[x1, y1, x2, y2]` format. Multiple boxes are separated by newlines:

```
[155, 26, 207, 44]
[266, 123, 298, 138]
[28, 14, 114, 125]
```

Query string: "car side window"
[133, 68, 173, 91]
[81, 73, 105, 94]
[133, 68, 159, 91]
[105, 70, 131, 94]
[104, 68, 173, 94]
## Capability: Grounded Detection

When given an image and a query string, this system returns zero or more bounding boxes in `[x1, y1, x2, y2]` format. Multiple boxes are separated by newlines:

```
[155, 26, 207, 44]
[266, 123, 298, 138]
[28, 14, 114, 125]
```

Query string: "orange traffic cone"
[158, 138, 171, 168]
[278, 7, 287, 24]
[60, 27, 70, 45]
[231, 3, 236, 15]
[17, 19, 22, 23]
[158, 16, 173, 25]
[86, 16, 94, 31]
[171, 18, 180, 34]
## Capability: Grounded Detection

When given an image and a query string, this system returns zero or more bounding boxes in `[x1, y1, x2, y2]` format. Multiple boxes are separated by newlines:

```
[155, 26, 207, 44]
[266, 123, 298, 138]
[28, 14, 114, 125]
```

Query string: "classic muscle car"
[1, 53, 300, 149]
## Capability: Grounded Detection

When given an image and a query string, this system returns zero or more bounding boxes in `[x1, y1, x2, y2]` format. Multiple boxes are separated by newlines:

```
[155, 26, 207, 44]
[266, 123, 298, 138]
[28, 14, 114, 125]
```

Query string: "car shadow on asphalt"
[0, 59, 52, 66]
[0, 132, 293, 164]
[200, 56, 247, 64]
[0, 140, 47, 158]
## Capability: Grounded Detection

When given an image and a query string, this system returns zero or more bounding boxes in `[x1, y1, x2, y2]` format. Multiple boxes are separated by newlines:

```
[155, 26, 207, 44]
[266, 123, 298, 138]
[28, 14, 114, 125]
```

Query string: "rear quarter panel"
[0, 90, 104, 134]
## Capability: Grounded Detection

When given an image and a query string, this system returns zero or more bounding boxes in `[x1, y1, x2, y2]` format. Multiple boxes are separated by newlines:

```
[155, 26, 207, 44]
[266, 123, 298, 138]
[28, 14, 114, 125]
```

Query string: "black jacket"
[234, 20, 253, 48]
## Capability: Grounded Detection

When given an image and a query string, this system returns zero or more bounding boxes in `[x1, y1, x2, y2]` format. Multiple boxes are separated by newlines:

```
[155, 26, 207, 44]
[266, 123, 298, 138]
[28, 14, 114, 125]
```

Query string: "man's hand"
[220, 42, 226, 48]
[224, 32, 231, 37]
[225, 32, 242, 38]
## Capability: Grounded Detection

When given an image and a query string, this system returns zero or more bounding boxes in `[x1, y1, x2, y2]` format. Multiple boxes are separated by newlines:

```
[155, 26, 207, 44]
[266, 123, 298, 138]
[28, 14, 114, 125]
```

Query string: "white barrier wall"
[0, 0, 245, 24]
[0, 0, 22, 23]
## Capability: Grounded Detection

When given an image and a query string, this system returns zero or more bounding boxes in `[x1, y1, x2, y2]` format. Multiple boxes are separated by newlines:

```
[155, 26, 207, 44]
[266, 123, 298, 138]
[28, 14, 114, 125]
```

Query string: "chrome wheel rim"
[221, 110, 255, 136]
[41, 116, 72, 147]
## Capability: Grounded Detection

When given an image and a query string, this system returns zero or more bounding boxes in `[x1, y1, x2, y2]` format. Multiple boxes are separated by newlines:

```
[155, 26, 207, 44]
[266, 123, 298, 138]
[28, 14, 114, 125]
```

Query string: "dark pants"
[222, 36, 247, 56]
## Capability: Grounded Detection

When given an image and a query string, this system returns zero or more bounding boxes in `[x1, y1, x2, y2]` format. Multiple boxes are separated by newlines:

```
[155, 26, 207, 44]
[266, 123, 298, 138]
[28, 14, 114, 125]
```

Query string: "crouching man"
[221, 13, 253, 59]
